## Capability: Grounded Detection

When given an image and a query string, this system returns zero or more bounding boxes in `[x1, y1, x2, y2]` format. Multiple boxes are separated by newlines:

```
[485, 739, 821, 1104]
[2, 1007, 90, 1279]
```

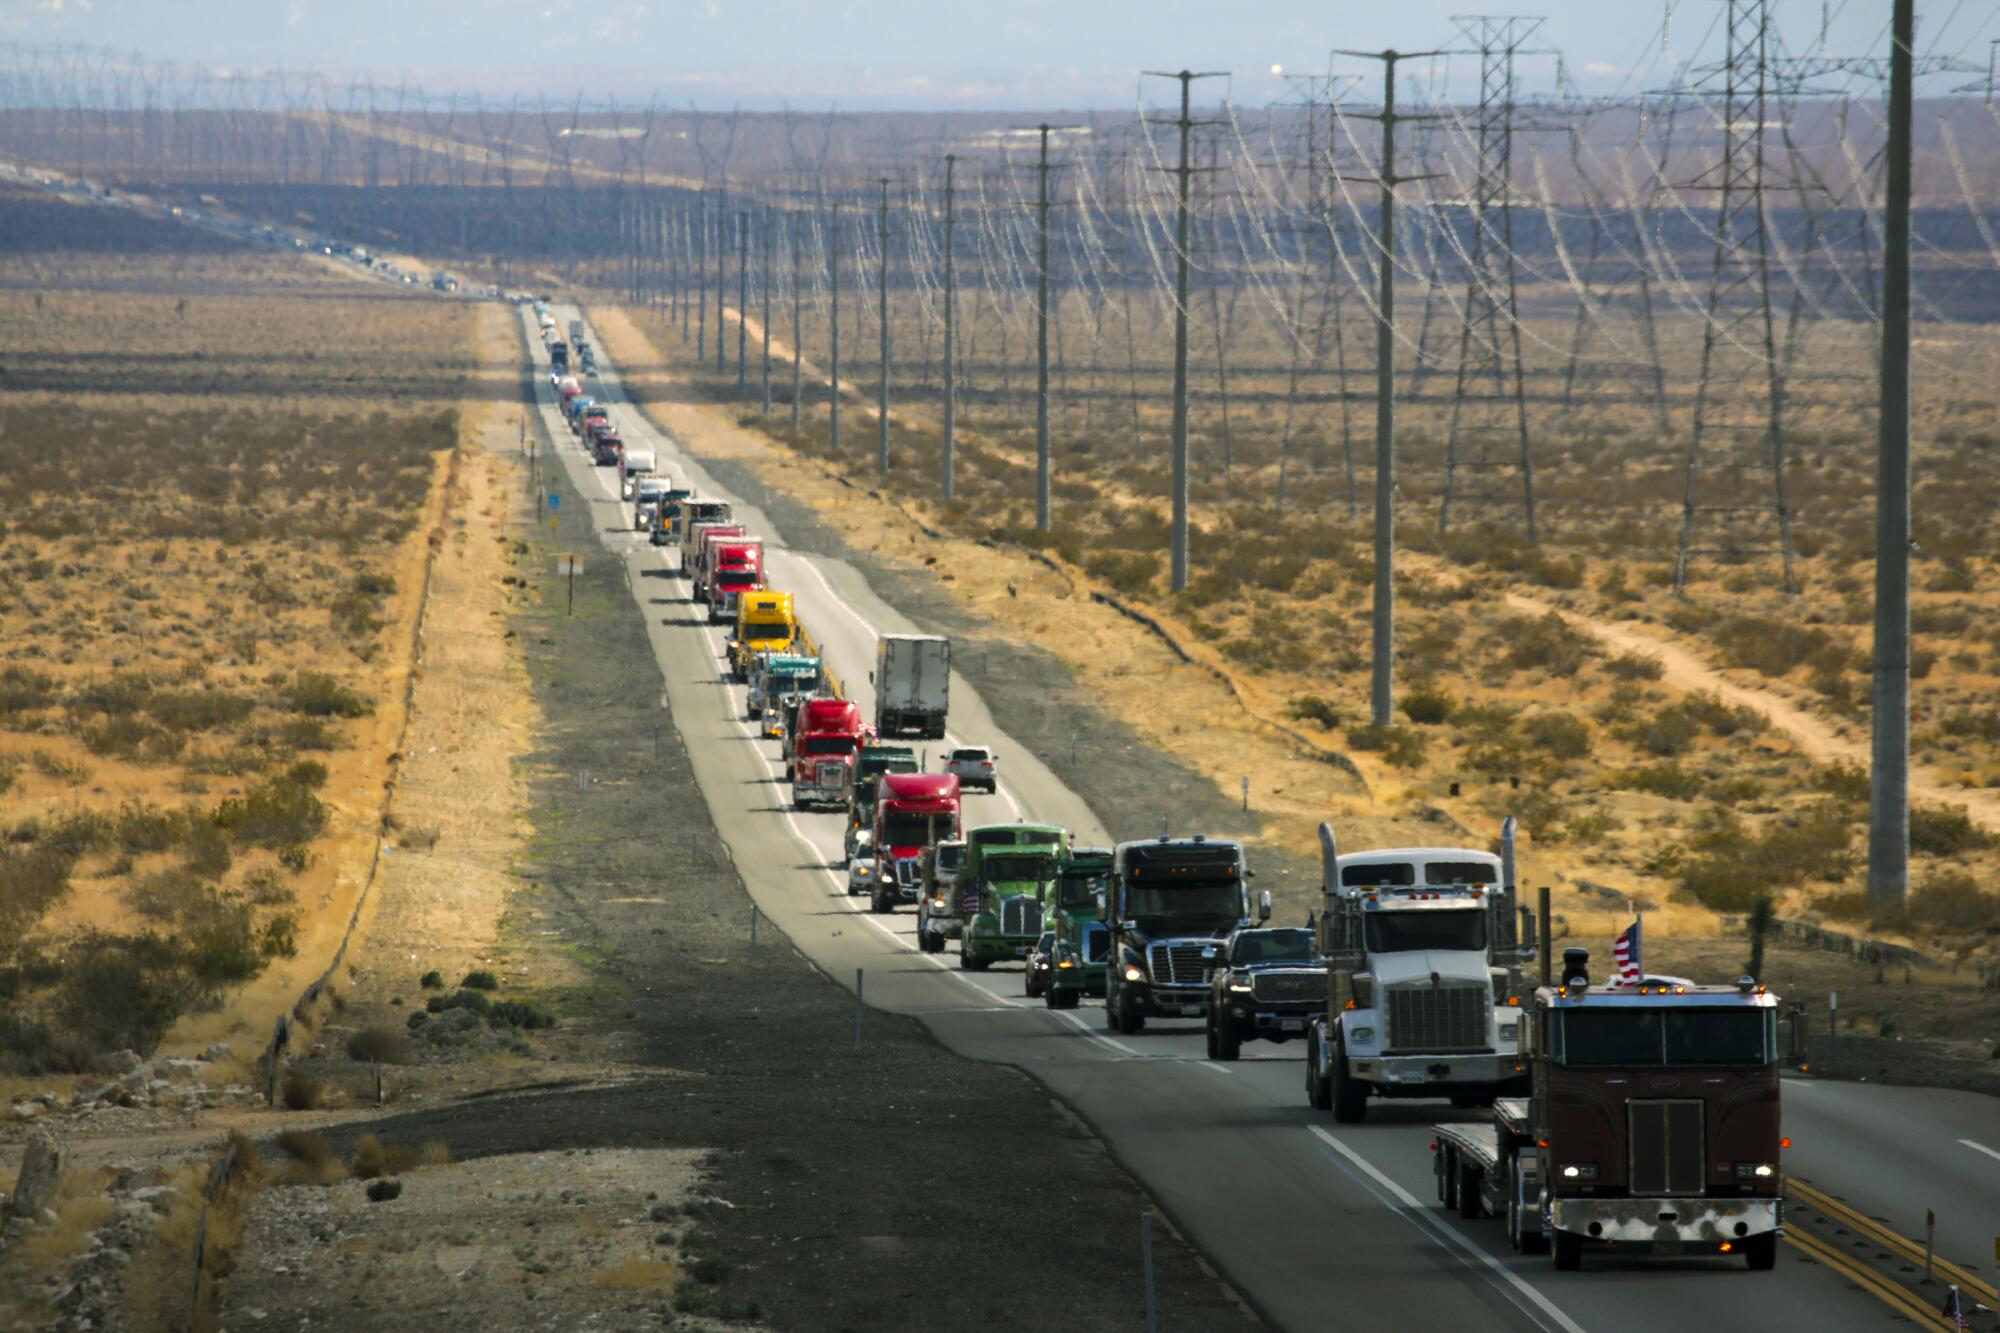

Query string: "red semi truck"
[867, 773, 962, 914]
[788, 698, 863, 811]
[706, 541, 766, 624]
[692, 524, 748, 602]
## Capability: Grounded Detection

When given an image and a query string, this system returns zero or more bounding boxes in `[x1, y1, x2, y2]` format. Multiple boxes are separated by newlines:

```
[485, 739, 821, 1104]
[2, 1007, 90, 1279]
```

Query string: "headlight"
[1349, 1026, 1375, 1045]
[1122, 963, 1144, 983]
[1559, 1163, 1600, 1181]
[1499, 1021, 1519, 1042]
[931, 896, 946, 909]
[1734, 1162, 1778, 1180]
[1228, 980, 1254, 994]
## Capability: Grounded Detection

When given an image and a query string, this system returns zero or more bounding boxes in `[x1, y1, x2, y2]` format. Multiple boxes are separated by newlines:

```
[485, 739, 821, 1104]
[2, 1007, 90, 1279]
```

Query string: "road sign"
[548, 493, 561, 509]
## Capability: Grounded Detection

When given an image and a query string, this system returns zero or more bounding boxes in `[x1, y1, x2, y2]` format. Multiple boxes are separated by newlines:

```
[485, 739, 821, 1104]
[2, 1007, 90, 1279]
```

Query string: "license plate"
[1279, 1018, 1304, 1031]
[1013, 947, 1028, 958]
[1178, 1004, 1204, 1017]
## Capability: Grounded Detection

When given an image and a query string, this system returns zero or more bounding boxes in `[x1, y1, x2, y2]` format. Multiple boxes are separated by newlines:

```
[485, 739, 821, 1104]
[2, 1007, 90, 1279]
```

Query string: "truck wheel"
[1457, 1159, 1483, 1219]
[1305, 1028, 1333, 1111]
[1552, 1231, 1582, 1272]
[1215, 1022, 1241, 1062]
[1743, 1233, 1777, 1271]
[1330, 1048, 1368, 1124]
[871, 887, 890, 914]
[1115, 987, 1145, 1035]
[1204, 1016, 1220, 1060]
[1441, 1149, 1459, 1211]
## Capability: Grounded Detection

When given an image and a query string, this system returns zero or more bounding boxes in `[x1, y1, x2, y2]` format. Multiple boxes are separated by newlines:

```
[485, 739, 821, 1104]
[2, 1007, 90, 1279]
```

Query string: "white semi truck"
[1303, 818, 1532, 1123]
[872, 634, 950, 739]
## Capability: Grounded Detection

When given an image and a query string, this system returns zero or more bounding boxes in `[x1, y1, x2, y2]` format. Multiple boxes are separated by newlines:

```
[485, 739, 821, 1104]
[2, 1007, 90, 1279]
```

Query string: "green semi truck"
[958, 823, 1069, 971]
[1044, 845, 1113, 1009]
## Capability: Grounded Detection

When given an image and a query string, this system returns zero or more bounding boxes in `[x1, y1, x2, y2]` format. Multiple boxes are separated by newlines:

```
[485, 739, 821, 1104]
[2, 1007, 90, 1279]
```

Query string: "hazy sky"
[8, 1, 1995, 108]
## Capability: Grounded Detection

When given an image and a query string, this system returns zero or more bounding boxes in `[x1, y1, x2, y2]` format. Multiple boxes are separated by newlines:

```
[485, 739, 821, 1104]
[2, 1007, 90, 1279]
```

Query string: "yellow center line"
[1784, 1229, 1956, 1331]
[1790, 1179, 1999, 1306]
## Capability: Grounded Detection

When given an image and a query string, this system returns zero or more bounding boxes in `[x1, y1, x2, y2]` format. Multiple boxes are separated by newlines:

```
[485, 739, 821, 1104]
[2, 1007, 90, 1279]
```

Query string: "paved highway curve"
[529, 306, 1998, 1333]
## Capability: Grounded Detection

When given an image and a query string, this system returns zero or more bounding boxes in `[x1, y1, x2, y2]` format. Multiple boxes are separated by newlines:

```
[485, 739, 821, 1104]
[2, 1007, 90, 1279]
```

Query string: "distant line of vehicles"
[534, 313, 1790, 1274]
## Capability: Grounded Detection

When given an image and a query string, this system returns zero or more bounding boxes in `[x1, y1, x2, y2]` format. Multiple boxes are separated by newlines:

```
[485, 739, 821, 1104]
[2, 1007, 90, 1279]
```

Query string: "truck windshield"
[717, 571, 759, 587]
[803, 736, 855, 756]
[881, 813, 955, 846]
[984, 854, 1056, 885]
[936, 846, 965, 873]
[1363, 908, 1486, 954]
[1557, 1008, 1773, 1067]
[745, 624, 791, 642]
[1423, 861, 1496, 886]
[1122, 879, 1241, 922]
[1232, 930, 1314, 964]
[1057, 871, 1107, 909]
[777, 671, 818, 693]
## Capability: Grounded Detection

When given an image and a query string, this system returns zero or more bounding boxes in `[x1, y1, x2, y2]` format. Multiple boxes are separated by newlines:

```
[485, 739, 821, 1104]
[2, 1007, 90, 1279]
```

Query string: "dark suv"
[1204, 926, 1322, 1061]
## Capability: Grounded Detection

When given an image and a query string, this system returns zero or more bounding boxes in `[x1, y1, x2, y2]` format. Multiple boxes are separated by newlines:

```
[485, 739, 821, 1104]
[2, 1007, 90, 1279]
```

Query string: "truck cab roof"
[1331, 847, 1502, 897]
[1539, 980, 1778, 1010]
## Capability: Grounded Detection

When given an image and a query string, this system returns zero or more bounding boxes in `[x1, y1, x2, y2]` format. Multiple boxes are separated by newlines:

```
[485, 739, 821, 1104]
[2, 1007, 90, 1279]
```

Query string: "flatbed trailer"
[1430, 1099, 1544, 1251]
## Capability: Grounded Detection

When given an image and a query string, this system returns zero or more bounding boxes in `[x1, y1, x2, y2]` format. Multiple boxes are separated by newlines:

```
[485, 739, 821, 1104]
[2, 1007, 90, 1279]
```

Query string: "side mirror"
[1257, 890, 1272, 922]
[1095, 891, 1107, 913]
[868, 671, 875, 684]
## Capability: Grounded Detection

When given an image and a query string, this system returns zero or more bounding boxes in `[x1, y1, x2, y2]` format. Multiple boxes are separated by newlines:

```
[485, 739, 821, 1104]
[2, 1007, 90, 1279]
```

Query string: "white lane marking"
[1306, 1127, 1587, 1333]
[1960, 1138, 2000, 1166]
[1196, 1061, 1234, 1076]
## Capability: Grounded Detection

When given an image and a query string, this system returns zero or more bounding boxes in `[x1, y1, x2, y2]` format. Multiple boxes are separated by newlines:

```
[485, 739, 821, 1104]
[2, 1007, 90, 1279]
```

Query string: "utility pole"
[877, 177, 892, 472]
[695, 193, 706, 362]
[941, 154, 960, 501]
[761, 206, 773, 413]
[1021, 124, 1079, 530]
[715, 192, 728, 374]
[736, 208, 748, 398]
[1335, 48, 1444, 728]
[1869, 0, 1914, 910]
[830, 206, 841, 450]
[791, 210, 803, 432]
[1142, 70, 1226, 593]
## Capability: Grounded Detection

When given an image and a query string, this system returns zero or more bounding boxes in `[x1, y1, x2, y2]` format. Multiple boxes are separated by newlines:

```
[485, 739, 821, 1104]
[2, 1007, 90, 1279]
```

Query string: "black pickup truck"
[1204, 926, 1324, 1060]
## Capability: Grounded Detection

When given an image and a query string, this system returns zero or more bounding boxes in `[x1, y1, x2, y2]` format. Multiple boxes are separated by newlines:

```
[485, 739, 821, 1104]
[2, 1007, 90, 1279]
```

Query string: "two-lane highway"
[527, 306, 1993, 1332]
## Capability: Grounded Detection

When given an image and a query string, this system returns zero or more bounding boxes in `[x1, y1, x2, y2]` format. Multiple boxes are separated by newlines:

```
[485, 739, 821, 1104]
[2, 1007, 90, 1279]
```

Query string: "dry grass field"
[604, 272, 2000, 988]
[0, 184, 493, 1076]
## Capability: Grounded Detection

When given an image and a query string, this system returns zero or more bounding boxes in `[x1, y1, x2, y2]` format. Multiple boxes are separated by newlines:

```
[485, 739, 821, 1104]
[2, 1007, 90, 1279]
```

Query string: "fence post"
[1140, 1209, 1157, 1333]
[854, 968, 864, 1048]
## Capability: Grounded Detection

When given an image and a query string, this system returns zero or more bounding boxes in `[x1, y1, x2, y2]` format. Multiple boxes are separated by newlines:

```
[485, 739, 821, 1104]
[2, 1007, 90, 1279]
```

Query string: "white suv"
[945, 746, 998, 794]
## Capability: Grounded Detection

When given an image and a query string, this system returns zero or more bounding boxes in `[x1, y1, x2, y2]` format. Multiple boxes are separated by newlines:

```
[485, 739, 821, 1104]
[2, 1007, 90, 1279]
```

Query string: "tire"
[1115, 985, 1145, 1035]
[1457, 1159, 1483, 1219]
[1306, 1027, 1333, 1112]
[1330, 1044, 1368, 1124]
[1441, 1149, 1460, 1212]
[1553, 1230, 1582, 1272]
[1204, 1018, 1220, 1060]
[959, 944, 975, 972]
[1215, 1021, 1241, 1062]
[1052, 986, 1079, 1010]
[871, 887, 890, 914]
[1743, 1233, 1777, 1271]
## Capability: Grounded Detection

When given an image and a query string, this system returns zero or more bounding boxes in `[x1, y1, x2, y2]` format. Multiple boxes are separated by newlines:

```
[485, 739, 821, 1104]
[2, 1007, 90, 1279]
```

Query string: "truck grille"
[1082, 923, 1109, 964]
[1384, 983, 1488, 1053]
[1251, 970, 1325, 1004]
[817, 760, 850, 792]
[1148, 942, 1210, 987]
[1629, 1100, 1706, 1196]
[999, 896, 1044, 938]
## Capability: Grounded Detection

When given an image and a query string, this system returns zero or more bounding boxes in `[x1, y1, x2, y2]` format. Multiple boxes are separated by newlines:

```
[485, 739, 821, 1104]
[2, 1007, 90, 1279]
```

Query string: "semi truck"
[844, 743, 921, 861]
[958, 824, 1069, 971]
[728, 591, 796, 681]
[789, 698, 863, 810]
[689, 524, 747, 600]
[916, 839, 968, 954]
[872, 634, 950, 739]
[706, 541, 765, 624]
[1303, 821, 1530, 1124]
[745, 652, 821, 728]
[618, 448, 658, 499]
[1430, 932, 1784, 1270]
[1103, 835, 1253, 1033]
[680, 509, 736, 576]
[1044, 845, 1114, 1009]
[868, 773, 962, 914]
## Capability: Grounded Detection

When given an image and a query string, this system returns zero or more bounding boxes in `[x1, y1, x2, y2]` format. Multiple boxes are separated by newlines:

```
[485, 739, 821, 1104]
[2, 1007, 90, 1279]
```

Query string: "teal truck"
[1044, 845, 1113, 1009]
[958, 823, 1070, 971]
[747, 652, 822, 735]
[842, 742, 920, 861]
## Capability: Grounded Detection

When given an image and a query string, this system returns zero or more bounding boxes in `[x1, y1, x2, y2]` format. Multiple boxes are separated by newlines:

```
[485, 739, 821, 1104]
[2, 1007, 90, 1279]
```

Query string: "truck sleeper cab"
[916, 839, 968, 953]
[729, 591, 796, 682]
[868, 772, 962, 915]
[1044, 847, 1113, 1009]
[1104, 836, 1252, 1034]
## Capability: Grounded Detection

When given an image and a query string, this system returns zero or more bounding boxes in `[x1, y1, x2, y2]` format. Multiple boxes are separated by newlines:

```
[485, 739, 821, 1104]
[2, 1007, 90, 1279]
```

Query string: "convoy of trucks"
[541, 325, 1797, 1285]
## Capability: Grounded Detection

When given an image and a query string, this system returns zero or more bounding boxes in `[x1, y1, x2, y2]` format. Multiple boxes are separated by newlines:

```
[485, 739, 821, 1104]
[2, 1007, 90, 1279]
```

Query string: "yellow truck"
[728, 591, 798, 682]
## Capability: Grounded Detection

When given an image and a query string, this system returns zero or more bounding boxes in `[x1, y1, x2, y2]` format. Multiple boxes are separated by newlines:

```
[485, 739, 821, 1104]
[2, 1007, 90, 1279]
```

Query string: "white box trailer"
[873, 634, 950, 739]
[618, 448, 658, 499]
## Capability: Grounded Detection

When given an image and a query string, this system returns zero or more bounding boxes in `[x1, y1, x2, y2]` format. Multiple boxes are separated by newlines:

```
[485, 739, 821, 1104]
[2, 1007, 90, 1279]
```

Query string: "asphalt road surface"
[530, 306, 2000, 1332]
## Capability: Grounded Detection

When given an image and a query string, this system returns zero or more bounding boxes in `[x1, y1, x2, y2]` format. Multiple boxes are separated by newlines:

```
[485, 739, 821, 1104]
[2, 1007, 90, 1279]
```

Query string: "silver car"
[847, 855, 878, 898]
[945, 746, 998, 794]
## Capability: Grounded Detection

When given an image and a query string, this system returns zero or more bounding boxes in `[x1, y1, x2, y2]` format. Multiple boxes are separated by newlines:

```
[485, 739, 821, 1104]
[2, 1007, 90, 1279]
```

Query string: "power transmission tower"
[716, 190, 729, 374]
[1438, 15, 1556, 540]
[1334, 48, 1445, 727]
[737, 208, 749, 398]
[876, 176, 893, 472]
[696, 193, 707, 362]
[761, 206, 773, 413]
[1670, 0, 1804, 595]
[1142, 69, 1228, 593]
[1869, 0, 1915, 909]
[790, 209, 804, 431]
[940, 154, 960, 501]
[829, 204, 842, 450]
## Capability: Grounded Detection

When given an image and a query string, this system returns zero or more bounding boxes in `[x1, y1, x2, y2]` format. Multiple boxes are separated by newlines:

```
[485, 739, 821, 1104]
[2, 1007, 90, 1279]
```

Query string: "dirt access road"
[1503, 589, 2000, 831]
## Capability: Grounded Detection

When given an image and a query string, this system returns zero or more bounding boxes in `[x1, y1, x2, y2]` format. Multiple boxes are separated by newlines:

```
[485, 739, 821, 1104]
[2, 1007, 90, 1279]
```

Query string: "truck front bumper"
[793, 782, 849, 808]
[1122, 982, 1209, 1018]
[1050, 963, 1106, 996]
[965, 933, 1038, 962]
[1348, 1052, 1521, 1090]
[1550, 1197, 1782, 1246]
[920, 913, 964, 940]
